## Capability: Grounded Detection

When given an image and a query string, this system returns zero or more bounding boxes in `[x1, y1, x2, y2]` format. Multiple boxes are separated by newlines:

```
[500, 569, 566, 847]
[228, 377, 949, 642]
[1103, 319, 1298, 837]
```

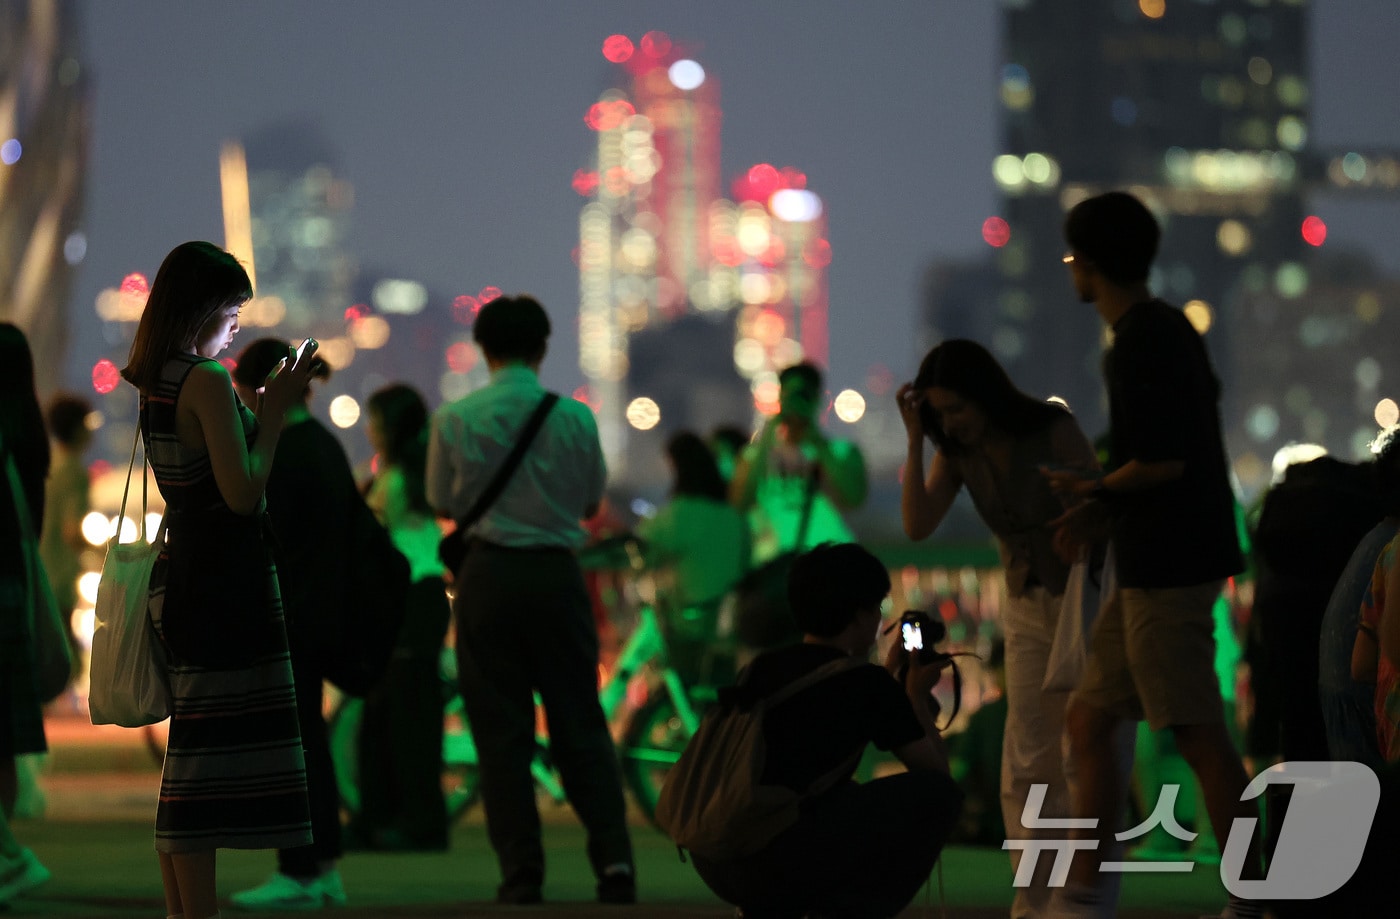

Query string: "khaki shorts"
[1073, 581, 1226, 731]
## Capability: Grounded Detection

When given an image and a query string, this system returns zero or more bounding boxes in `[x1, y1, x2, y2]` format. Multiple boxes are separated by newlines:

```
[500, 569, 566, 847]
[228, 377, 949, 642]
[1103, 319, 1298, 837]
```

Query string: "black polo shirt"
[1103, 300, 1244, 588]
[731, 643, 924, 792]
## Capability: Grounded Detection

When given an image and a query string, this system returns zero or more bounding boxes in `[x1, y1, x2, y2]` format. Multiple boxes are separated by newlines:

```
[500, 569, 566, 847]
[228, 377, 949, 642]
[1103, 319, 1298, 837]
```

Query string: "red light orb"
[478, 286, 503, 304]
[219, 357, 237, 373]
[445, 342, 477, 373]
[572, 385, 596, 409]
[602, 34, 634, 63]
[747, 163, 782, 200]
[640, 31, 672, 58]
[802, 239, 832, 269]
[982, 216, 1011, 248]
[572, 169, 599, 196]
[119, 273, 149, 295]
[452, 295, 480, 325]
[1301, 215, 1327, 247]
[779, 167, 807, 190]
[92, 359, 120, 394]
[344, 303, 369, 323]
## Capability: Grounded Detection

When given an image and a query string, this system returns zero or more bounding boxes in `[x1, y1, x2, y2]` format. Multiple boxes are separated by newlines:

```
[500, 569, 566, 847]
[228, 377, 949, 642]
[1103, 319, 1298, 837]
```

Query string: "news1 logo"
[1006, 761, 1380, 900]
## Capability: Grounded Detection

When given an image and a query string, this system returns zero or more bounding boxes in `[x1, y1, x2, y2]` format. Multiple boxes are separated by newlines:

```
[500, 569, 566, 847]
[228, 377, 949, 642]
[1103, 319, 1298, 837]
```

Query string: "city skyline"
[59, 1, 1400, 450]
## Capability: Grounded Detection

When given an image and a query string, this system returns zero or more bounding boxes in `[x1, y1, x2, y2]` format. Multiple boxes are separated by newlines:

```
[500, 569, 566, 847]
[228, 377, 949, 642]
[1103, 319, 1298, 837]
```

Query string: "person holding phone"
[120, 242, 320, 919]
[897, 339, 1103, 919]
[227, 337, 352, 910]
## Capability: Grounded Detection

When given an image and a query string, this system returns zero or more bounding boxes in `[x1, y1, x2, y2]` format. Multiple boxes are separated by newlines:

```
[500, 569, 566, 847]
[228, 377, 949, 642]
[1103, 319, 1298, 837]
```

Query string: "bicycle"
[326, 535, 727, 826]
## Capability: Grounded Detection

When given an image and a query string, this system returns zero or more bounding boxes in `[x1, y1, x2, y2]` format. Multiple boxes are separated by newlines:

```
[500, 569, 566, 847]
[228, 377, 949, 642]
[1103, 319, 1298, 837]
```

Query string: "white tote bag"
[1043, 543, 1116, 693]
[89, 432, 172, 728]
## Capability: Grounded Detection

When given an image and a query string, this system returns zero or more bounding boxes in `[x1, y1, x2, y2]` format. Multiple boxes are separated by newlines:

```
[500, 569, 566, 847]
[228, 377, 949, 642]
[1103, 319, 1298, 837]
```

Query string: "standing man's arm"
[813, 435, 868, 510]
[425, 410, 455, 518]
[729, 416, 777, 511]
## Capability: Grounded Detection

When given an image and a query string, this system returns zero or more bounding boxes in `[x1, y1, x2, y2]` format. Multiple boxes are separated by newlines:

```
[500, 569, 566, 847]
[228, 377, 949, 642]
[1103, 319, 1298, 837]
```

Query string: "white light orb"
[833, 389, 867, 423]
[626, 397, 661, 431]
[329, 395, 362, 429]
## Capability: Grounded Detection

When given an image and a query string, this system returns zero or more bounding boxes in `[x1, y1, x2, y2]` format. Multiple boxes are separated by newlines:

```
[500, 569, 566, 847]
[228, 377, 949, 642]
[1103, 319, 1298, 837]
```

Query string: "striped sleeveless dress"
[142, 353, 311, 852]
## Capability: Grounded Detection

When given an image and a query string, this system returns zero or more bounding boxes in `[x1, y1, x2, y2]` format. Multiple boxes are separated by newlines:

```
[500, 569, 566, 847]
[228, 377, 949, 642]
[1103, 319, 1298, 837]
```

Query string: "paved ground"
[2, 715, 1231, 918]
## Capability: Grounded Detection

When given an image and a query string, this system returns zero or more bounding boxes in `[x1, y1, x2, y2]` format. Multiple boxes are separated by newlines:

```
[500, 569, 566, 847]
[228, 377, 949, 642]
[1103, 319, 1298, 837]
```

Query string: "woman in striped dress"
[120, 242, 320, 919]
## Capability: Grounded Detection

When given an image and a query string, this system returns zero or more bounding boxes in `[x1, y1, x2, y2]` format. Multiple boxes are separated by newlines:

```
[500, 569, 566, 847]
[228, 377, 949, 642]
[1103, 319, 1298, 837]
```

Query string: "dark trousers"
[278, 624, 342, 877]
[691, 771, 963, 919]
[357, 579, 451, 846]
[453, 545, 633, 893]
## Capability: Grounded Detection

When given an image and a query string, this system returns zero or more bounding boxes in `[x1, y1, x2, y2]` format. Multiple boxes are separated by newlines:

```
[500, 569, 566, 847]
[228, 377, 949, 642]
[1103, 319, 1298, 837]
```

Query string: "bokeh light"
[668, 59, 705, 91]
[452, 295, 481, 324]
[349, 315, 391, 350]
[479, 286, 503, 304]
[1138, 0, 1165, 20]
[833, 390, 867, 423]
[445, 342, 477, 374]
[0, 138, 20, 165]
[81, 511, 112, 547]
[1376, 399, 1400, 429]
[92, 359, 120, 394]
[626, 397, 661, 431]
[640, 31, 672, 58]
[1183, 299, 1214, 334]
[770, 189, 823, 223]
[602, 34, 634, 63]
[1301, 215, 1327, 247]
[328, 395, 361, 429]
[982, 216, 1011, 248]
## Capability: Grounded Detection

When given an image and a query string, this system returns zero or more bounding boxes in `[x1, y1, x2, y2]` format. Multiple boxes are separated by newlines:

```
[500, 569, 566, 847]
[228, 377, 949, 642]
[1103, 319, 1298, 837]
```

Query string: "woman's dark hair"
[46, 393, 95, 448]
[473, 294, 551, 362]
[666, 431, 727, 502]
[232, 337, 329, 399]
[913, 339, 1068, 456]
[368, 384, 431, 515]
[121, 241, 253, 392]
[0, 322, 52, 521]
[1063, 191, 1160, 286]
[787, 542, 891, 638]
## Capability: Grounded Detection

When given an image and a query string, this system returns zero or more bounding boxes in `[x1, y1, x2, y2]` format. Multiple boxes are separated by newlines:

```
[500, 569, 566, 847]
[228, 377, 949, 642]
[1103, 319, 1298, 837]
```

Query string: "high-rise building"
[577, 33, 831, 481]
[0, 0, 88, 395]
[941, 0, 1316, 492]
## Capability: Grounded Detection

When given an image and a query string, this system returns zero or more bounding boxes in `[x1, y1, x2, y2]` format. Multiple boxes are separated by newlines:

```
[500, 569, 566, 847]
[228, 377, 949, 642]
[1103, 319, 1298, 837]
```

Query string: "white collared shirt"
[426, 365, 605, 549]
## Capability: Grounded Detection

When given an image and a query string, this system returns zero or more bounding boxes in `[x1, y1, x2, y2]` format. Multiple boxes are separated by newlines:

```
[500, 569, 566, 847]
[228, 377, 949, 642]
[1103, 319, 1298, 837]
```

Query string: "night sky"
[69, 0, 1400, 406]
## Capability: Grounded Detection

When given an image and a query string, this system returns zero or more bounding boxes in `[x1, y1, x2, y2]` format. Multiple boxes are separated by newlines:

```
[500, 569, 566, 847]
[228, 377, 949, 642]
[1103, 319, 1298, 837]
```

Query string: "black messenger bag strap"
[450, 392, 560, 540]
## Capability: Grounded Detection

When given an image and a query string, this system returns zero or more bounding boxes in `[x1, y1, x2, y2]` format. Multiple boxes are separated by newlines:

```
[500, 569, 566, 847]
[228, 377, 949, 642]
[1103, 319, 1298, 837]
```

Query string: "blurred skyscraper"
[0, 0, 88, 395]
[576, 32, 831, 480]
[923, 0, 1400, 496]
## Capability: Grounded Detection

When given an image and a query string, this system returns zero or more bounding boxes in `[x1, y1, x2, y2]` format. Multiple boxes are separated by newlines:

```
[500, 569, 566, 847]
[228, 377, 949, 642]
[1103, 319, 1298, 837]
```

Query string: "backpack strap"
[752, 654, 865, 712]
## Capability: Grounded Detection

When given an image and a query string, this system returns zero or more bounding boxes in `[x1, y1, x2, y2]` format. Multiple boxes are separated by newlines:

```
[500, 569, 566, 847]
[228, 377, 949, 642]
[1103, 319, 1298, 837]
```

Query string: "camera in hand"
[899, 609, 949, 666]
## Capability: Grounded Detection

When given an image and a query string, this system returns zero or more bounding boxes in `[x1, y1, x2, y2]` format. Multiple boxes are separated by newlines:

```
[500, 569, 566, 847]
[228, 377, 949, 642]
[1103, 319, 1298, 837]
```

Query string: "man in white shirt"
[426, 295, 634, 905]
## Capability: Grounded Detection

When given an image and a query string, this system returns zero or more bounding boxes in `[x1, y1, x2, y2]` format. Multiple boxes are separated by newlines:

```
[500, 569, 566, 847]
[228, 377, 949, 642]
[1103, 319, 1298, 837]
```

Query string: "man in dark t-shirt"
[686, 543, 962, 919]
[1044, 192, 1262, 919]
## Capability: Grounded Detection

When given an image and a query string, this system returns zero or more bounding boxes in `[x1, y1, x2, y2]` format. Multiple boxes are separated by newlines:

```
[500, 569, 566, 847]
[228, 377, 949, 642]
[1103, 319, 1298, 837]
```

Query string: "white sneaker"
[316, 868, 347, 907]
[230, 873, 327, 911]
[0, 847, 51, 903]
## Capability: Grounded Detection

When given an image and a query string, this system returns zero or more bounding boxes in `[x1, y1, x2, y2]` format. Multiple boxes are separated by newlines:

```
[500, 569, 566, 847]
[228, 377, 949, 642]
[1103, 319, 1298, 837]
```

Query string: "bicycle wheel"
[617, 694, 691, 824]
[327, 684, 483, 824]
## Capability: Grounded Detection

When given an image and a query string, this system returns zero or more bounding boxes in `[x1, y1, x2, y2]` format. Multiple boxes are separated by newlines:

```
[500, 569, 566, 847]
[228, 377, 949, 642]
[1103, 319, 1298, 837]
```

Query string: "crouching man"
[668, 542, 963, 919]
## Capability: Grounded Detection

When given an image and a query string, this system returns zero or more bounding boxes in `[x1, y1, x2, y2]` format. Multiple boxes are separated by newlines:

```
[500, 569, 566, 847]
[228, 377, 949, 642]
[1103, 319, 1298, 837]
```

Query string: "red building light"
[602, 35, 634, 63]
[982, 216, 1011, 248]
[1302, 215, 1327, 247]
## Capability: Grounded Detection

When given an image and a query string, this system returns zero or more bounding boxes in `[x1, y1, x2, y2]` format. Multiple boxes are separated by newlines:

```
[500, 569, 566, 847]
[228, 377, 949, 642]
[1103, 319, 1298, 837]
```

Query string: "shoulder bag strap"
[451, 392, 560, 538]
[756, 654, 864, 711]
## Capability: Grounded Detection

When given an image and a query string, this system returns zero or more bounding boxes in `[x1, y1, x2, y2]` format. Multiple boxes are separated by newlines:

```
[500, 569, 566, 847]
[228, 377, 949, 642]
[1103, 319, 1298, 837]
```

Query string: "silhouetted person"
[426, 294, 634, 905]
[1044, 193, 1260, 919]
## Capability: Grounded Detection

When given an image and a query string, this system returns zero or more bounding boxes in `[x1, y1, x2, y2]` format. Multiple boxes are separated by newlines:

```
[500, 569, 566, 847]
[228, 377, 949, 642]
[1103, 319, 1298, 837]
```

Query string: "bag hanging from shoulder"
[1043, 542, 1116, 693]
[654, 656, 863, 859]
[1, 433, 73, 703]
[0, 431, 73, 703]
[89, 431, 172, 727]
